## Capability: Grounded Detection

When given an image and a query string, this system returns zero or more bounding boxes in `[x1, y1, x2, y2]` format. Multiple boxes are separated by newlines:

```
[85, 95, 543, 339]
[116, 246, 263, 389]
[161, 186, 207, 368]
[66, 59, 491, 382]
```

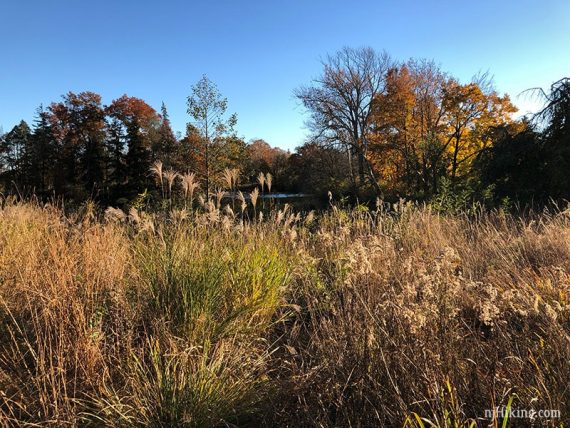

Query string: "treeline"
[295, 48, 570, 206]
[0, 81, 289, 207]
[1, 49, 569, 208]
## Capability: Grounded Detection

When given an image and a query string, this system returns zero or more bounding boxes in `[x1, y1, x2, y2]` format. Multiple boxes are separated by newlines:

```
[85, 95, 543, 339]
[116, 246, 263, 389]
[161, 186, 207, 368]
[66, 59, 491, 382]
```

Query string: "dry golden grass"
[0, 199, 569, 426]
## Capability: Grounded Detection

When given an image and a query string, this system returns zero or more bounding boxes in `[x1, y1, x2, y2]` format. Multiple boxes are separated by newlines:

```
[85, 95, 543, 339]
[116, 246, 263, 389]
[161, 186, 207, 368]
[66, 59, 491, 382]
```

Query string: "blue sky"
[1, 0, 569, 151]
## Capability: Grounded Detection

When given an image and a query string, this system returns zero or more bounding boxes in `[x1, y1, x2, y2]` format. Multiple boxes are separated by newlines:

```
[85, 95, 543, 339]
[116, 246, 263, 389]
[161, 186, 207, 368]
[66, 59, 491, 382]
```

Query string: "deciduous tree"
[187, 75, 237, 198]
[295, 47, 392, 194]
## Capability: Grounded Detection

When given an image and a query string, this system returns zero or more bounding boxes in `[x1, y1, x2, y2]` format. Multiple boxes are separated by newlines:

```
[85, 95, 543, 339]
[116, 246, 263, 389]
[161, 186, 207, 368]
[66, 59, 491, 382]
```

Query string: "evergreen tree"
[105, 117, 127, 200]
[125, 118, 151, 197]
[48, 92, 107, 199]
[0, 120, 31, 192]
[29, 106, 57, 196]
[156, 102, 178, 168]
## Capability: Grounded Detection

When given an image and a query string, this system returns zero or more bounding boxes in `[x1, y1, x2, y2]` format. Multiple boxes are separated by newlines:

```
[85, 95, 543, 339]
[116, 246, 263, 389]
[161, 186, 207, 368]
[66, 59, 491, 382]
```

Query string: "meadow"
[0, 193, 568, 427]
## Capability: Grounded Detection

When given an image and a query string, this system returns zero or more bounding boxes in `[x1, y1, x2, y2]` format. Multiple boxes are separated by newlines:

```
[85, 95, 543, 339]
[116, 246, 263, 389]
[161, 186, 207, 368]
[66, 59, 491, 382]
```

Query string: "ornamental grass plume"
[237, 191, 247, 215]
[222, 168, 234, 191]
[230, 168, 240, 188]
[216, 189, 225, 209]
[249, 187, 259, 218]
[222, 167, 240, 209]
[180, 172, 199, 209]
[257, 172, 266, 193]
[163, 169, 178, 203]
[149, 160, 164, 197]
[104, 206, 126, 223]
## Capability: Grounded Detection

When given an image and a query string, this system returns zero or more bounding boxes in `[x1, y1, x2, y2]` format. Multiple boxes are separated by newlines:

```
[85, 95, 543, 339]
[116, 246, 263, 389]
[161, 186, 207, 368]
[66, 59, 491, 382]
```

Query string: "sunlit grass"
[0, 199, 568, 426]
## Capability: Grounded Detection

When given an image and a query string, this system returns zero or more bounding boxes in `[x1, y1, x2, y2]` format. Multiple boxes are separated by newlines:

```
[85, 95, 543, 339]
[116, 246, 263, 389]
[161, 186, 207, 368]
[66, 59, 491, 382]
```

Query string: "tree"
[245, 139, 289, 185]
[526, 77, 570, 200]
[29, 106, 57, 196]
[295, 47, 392, 194]
[0, 120, 31, 192]
[285, 142, 351, 196]
[370, 61, 519, 198]
[370, 60, 450, 197]
[106, 95, 162, 198]
[48, 92, 107, 198]
[475, 124, 544, 204]
[187, 75, 237, 199]
[155, 102, 178, 169]
[441, 77, 518, 180]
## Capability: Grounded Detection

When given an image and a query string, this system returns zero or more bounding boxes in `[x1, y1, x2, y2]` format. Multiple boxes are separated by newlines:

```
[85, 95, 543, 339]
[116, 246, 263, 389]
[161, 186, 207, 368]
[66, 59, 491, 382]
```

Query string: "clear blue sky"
[1, 0, 569, 151]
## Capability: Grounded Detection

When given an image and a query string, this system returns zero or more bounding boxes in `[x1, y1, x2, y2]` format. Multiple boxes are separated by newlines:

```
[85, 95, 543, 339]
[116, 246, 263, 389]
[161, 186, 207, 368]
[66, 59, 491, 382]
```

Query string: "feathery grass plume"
[222, 167, 240, 190]
[223, 204, 235, 219]
[128, 207, 141, 224]
[250, 187, 260, 222]
[222, 168, 233, 190]
[257, 172, 266, 193]
[163, 169, 178, 205]
[304, 210, 315, 226]
[149, 160, 164, 197]
[216, 189, 225, 209]
[221, 214, 232, 231]
[265, 173, 273, 193]
[206, 203, 220, 224]
[180, 172, 200, 209]
[237, 191, 247, 214]
[140, 216, 156, 234]
[231, 168, 240, 188]
[104, 206, 126, 223]
[250, 188, 259, 210]
[275, 209, 285, 225]
[170, 208, 189, 225]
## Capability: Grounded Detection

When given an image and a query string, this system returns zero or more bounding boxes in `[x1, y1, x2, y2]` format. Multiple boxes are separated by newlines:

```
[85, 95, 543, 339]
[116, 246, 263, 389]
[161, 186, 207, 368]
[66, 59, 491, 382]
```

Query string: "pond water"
[259, 193, 312, 199]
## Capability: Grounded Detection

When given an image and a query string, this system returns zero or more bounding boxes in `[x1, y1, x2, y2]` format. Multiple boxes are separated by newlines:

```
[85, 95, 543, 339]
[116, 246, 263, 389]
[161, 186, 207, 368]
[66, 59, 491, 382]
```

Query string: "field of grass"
[0, 198, 569, 426]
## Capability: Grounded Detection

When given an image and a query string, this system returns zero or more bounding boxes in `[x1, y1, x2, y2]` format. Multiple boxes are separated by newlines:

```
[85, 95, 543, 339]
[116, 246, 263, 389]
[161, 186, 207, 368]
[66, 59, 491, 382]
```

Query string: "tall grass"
[0, 199, 568, 426]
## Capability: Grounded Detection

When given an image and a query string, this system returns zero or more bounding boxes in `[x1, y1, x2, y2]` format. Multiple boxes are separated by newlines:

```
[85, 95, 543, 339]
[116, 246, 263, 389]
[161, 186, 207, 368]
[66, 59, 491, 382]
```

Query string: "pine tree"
[125, 118, 151, 197]
[105, 117, 127, 200]
[0, 120, 31, 192]
[29, 106, 57, 196]
[156, 102, 178, 168]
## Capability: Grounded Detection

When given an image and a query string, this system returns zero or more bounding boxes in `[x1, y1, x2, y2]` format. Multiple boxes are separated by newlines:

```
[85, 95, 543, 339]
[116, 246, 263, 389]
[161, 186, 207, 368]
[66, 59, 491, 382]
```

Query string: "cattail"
[257, 172, 266, 193]
[266, 173, 273, 193]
